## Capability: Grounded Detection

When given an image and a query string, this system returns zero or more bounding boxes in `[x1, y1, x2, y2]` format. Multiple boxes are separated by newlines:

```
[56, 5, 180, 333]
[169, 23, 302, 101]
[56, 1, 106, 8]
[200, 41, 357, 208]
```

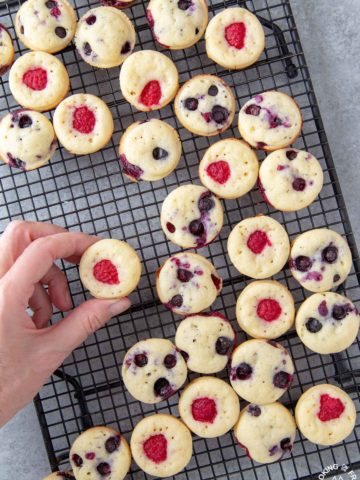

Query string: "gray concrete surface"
[1, 1, 359, 478]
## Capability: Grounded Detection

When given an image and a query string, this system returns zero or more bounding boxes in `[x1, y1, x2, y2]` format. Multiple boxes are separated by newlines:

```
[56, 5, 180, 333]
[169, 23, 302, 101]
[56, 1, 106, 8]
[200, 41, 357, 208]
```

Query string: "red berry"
[143, 434, 167, 463]
[317, 394, 345, 422]
[211, 273, 221, 290]
[206, 160, 231, 185]
[93, 259, 119, 285]
[257, 298, 282, 322]
[225, 22, 246, 49]
[22, 68, 48, 91]
[191, 397, 217, 423]
[247, 230, 272, 254]
[139, 80, 162, 107]
[72, 106, 96, 134]
[50, 6, 61, 17]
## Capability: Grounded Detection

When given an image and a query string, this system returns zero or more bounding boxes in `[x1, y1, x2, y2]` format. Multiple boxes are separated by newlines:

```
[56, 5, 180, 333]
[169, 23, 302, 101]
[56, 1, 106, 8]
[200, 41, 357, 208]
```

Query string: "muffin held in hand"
[79, 238, 141, 299]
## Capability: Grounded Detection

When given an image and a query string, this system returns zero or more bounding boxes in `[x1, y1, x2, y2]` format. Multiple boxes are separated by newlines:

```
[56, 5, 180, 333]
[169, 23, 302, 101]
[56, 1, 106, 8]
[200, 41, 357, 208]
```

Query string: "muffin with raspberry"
[0, 24, 14, 76]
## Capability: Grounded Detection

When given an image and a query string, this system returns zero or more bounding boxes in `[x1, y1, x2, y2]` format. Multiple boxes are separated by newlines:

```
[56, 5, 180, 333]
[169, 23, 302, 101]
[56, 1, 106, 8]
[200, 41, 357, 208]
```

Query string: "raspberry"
[146, 9, 154, 28]
[50, 6, 61, 17]
[72, 106, 96, 134]
[257, 298, 282, 322]
[93, 259, 119, 285]
[191, 397, 217, 423]
[317, 394, 345, 422]
[211, 274, 221, 290]
[206, 160, 231, 184]
[22, 68, 48, 91]
[247, 230, 272, 254]
[139, 80, 162, 107]
[143, 434, 167, 463]
[225, 22, 246, 49]
[166, 222, 175, 233]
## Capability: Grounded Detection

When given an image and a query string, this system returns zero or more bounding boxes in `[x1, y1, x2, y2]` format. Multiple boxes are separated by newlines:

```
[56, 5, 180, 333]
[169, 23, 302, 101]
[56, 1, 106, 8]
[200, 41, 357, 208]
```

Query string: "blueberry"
[211, 105, 229, 124]
[215, 336, 232, 355]
[245, 104, 261, 116]
[164, 354, 177, 369]
[294, 255, 312, 272]
[83, 42, 92, 56]
[55, 26, 66, 38]
[154, 377, 171, 397]
[45, 0, 57, 8]
[121, 41, 131, 54]
[105, 435, 120, 453]
[305, 317, 322, 333]
[280, 437, 292, 450]
[292, 177, 306, 191]
[7, 153, 26, 170]
[96, 462, 111, 476]
[273, 371, 292, 389]
[85, 14, 96, 25]
[333, 274, 340, 283]
[177, 0, 192, 10]
[198, 193, 215, 212]
[286, 150, 298, 160]
[177, 268, 194, 282]
[180, 350, 189, 361]
[269, 445, 278, 456]
[72, 454, 83, 467]
[248, 405, 261, 417]
[18, 115, 32, 128]
[322, 245, 338, 264]
[189, 219, 204, 236]
[332, 304, 347, 320]
[134, 353, 148, 367]
[236, 362, 252, 380]
[195, 27, 199, 34]
[208, 85, 218, 96]
[152, 147, 168, 160]
[170, 294, 183, 308]
[184, 97, 198, 111]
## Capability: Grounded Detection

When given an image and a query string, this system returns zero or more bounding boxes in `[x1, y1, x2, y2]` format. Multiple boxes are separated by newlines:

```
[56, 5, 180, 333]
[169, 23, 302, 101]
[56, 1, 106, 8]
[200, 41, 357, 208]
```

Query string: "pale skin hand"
[0, 221, 131, 427]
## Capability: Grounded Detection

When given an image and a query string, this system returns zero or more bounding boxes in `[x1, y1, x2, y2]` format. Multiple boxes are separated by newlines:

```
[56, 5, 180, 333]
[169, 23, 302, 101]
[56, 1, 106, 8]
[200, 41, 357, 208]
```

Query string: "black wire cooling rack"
[0, 0, 359, 478]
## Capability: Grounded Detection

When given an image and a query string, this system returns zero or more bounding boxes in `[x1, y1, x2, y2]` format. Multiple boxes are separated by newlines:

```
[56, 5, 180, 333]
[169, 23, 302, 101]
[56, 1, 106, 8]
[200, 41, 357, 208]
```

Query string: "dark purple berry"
[332, 304, 347, 320]
[322, 245, 338, 264]
[7, 153, 26, 170]
[55, 26, 66, 38]
[86, 15, 97, 25]
[292, 177, 306, 191]
[164, 354, 177, 369]
[184, 97, 198, 111]
[18, 115, 32, 128]
[154, 377, 171, 397]
[286, 150, 297, 160]
[236, 362, 252, 380]
[245, 104, 261, 116]
[83, 42, 92, 56]
[273, 371, 292, 389]
[152, 147, 168, 160]
[269, 445, 278, 456]
[180, 350, 189, 361]
[248, 405, 261, 417]
[215, 336, 232, 355]
[170, 294, 183, 308]
[280, 437, 292, 450]
[195, 27, 199, 34]
[45, 0, 57, 8]
[189, 219, 204, 236]
[294, 255, 312, 272]
[177, 268, 194, 282]
[208, 85, 218, 96]
[177, 0, 192, 10]
[105, 435, 120, 453]
[211, 105, 229, 124]
[134, 353, 148, 367]
[121, 41, 131, 54]
[20, 25, 24, 34]
[198, 193, 215, 212]
[96, 462, 111, 476]
[333, 274, 340, 283]
[72, 453, 83, 467]
[305, 317, 322, 333]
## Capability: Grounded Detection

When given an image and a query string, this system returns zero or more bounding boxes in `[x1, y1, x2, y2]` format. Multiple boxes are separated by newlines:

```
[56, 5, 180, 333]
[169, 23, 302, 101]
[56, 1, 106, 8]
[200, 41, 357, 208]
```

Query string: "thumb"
[45, 297, 131, 354]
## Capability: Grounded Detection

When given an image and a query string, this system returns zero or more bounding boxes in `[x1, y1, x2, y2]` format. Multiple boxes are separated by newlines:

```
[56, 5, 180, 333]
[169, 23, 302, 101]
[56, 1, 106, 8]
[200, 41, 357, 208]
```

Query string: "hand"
[0, 221, 131, 427]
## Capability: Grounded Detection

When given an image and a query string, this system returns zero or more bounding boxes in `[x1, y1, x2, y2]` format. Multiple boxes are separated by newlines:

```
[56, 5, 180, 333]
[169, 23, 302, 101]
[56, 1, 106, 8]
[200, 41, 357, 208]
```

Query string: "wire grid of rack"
[0, 0, 359, 478]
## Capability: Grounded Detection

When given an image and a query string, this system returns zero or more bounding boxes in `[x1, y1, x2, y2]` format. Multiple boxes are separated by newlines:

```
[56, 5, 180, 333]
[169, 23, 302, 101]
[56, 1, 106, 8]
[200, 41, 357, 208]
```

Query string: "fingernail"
[109, 297, 131, 316]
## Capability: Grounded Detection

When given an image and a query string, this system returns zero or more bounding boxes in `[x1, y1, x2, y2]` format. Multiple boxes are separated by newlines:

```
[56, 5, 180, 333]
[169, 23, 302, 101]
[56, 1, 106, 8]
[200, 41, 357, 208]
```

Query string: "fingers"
[42, 264, 72, 312]
[4, 232, 98, 300]
[43, 297, 131, 354]
[29, 283, 53, 329]
[0, 220, 66, 278]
